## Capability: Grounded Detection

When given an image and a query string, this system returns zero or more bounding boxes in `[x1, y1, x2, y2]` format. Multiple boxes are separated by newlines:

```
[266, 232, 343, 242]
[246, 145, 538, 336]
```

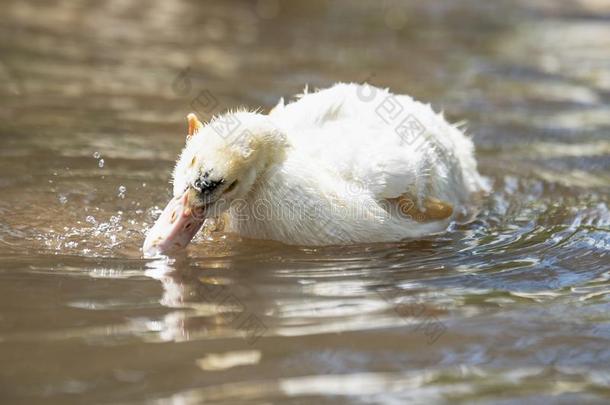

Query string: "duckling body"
[143, 83, 487, 255]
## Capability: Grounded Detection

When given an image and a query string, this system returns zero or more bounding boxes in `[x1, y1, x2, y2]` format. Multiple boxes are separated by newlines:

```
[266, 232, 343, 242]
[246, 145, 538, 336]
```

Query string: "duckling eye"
[193, 176, 224, 194]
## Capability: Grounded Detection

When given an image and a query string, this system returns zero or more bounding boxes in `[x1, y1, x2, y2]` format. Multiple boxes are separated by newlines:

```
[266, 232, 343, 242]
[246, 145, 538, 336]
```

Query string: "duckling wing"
[270, 83, 410, 193]
[272, 82, 486, 204]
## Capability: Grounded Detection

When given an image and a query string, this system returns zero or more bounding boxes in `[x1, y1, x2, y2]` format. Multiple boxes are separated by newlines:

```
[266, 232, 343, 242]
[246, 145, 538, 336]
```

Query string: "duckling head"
[143, 111, 286, 256]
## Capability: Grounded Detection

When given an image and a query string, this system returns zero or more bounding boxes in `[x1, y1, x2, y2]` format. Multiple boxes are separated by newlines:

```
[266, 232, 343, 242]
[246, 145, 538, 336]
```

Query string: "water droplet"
[58, 194, 68, 205]
[98, 159, 105, 168]
[118, 185, 127, 199]
[93, 151, 101, 159]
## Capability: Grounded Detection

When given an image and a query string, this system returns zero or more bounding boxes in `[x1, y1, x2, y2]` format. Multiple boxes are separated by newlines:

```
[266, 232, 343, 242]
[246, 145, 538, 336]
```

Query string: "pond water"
[1, 0, 609, 403]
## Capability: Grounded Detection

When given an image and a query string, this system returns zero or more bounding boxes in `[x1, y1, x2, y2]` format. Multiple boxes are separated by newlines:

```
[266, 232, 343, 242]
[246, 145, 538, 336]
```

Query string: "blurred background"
[0, 0, 609, 404]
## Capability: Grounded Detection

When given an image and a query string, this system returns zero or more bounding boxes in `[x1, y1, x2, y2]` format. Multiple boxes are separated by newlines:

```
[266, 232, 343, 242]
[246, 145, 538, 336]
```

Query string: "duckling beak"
[142, 188, 206, 257]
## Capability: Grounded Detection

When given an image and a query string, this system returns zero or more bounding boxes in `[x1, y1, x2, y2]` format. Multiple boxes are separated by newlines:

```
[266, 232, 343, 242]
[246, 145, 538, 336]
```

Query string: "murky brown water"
[1, 0, 609, 403]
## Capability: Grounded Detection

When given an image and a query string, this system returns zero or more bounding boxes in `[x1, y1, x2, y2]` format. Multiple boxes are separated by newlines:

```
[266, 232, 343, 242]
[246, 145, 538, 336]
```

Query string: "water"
[1, 0, 609, 403]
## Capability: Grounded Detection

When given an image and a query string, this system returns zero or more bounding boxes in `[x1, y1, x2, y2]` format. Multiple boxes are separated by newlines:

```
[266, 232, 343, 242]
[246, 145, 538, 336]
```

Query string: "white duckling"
[143, 83, 487, 256]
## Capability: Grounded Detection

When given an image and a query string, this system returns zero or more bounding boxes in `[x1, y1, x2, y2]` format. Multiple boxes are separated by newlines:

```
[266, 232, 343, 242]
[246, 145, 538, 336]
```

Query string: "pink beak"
[142, 189, 206, 257]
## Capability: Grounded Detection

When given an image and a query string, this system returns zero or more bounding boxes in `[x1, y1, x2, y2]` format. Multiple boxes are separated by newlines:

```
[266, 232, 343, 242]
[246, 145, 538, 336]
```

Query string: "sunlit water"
[1, 0, 609, 403]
